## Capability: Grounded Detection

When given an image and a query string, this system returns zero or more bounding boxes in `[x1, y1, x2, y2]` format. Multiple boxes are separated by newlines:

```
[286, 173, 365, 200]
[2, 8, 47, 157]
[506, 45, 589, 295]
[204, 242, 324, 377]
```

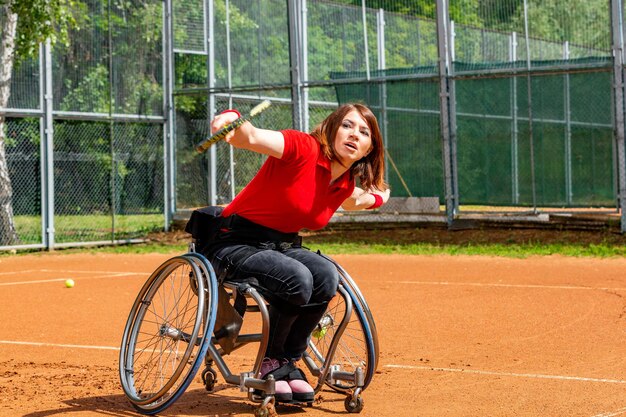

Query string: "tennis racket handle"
[196, 117, 246, 153]
[195, 101, 270, 153]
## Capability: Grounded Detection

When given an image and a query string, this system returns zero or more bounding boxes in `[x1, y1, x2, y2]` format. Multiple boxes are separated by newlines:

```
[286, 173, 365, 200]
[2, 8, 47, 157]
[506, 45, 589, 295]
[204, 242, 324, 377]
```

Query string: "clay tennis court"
[2, 251, 626, 417]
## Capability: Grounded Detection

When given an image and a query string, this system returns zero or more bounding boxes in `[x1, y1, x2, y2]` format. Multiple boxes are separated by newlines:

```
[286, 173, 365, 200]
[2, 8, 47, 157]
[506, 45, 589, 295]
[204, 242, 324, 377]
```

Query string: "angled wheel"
[119, 254, 218, 414]
[332, 261, 379, 370]
[306, 269, 377, 393]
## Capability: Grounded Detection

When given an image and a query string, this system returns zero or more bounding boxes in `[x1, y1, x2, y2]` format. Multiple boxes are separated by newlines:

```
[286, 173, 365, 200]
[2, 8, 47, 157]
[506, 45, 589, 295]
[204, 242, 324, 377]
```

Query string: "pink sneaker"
[285, 362, 314, 403]
[287, 378, 314, 402]
[259, 357, 292, 402]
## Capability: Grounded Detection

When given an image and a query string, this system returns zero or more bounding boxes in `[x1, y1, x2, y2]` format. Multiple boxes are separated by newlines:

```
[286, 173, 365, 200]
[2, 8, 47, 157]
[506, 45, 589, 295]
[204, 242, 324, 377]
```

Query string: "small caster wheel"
[254, 401, 277, 417]
[201, 368, 217, 391]
[345, 395, 364, 413]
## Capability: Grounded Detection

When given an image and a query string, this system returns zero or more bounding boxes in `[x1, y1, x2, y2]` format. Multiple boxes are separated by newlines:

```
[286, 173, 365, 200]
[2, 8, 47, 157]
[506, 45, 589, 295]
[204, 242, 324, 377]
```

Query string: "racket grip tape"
[195, 117, 247, 153]
[195, 100, 271, 153]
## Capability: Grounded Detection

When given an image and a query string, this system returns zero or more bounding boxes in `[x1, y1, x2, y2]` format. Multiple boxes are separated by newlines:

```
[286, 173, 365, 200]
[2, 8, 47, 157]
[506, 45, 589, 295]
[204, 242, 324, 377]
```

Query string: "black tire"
[119, 255, 218, 414]
[306, 279, 377, 392]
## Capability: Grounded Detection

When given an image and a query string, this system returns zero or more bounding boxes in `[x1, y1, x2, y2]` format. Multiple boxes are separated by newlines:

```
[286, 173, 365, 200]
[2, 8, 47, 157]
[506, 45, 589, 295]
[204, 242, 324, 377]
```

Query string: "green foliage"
[175, 53, 207, 89]
[60, 64, 110, 112]
[493, 0, 610, 48]
[478, 0, 523, 26]
[4, 0, 165, 226]
[42, 0, 163, 115]
[383, 12, 438, 68]
[220, 1, 290, 87]
[3, 0, 618, 241]
[9, 0, 79, 62]
[344, 0, 436, 19]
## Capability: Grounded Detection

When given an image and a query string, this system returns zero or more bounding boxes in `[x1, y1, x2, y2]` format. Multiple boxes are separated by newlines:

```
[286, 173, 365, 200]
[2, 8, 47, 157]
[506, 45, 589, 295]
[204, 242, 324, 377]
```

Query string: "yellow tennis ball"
[65, 279, 75, 288]
[312, 327, 327, 339]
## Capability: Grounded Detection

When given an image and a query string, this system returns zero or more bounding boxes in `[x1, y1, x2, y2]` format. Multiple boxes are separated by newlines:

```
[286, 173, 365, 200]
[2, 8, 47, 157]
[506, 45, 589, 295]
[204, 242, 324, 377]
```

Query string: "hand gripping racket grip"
[196, 100, 271, 153]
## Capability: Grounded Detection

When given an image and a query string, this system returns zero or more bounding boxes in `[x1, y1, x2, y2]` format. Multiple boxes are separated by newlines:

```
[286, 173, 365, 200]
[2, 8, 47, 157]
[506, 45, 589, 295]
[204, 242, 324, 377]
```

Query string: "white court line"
[0, 269, 108, 276]
[384, 364, 626, 384]
[591, 408, 626, 417]
[39, 269, 148, 275]
[0, 278, 70, 286]
[0, 269, 45, 276]
[0, 340, 119, 351]
[2, 340, 624, 385]
[590, 407, 626, 417]
[396, 281, 626, 292]
[0, 340, 249, 361]
[2, 340, 623, 417]
[0, 271, 142, 286]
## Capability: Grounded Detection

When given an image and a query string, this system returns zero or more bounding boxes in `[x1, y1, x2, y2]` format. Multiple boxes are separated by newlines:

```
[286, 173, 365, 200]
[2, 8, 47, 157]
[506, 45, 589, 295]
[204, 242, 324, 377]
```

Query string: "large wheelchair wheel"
[119, 254, 218, 414]
[306, 266, 378, 393]
[333, 261, 380, 370]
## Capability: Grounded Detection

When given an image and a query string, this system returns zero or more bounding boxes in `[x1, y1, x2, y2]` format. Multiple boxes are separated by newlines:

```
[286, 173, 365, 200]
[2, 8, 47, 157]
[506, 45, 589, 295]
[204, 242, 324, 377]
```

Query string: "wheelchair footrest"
[328, 365, 365, 387]
[241, 372, 276, 394]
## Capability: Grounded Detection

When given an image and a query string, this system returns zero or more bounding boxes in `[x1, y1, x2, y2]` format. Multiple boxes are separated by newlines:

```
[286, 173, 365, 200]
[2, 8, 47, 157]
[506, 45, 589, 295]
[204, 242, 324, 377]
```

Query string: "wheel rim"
[120, 257, 206, 409]
[307, 284, 375, 392]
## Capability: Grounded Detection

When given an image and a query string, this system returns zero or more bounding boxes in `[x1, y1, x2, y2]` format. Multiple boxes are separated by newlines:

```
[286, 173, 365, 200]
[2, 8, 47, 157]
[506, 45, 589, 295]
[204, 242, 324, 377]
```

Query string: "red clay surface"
[2, 251, 626, 416]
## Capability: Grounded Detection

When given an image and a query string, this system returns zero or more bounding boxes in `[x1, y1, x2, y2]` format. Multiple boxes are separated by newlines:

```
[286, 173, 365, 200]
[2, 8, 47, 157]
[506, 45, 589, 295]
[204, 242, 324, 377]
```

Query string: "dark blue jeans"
[207, 243, 339, 360]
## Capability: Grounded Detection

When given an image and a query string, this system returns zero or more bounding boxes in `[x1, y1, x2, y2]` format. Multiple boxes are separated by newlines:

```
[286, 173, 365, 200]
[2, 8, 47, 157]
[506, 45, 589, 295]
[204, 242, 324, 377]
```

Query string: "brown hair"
[310, 103, 387, 191]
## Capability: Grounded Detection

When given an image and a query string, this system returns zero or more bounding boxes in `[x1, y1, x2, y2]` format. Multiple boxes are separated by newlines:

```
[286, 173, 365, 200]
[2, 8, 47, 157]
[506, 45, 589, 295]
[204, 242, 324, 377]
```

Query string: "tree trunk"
[0, 3, 20, 245]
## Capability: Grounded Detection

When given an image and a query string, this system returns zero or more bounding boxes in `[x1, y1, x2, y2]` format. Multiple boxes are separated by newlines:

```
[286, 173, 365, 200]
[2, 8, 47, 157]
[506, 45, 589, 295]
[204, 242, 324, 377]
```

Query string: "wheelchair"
[119, 237, 378, 416]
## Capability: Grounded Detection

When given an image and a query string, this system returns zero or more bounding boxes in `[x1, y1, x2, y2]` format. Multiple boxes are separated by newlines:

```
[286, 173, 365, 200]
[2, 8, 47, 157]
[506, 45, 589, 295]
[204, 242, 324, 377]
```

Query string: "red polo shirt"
[222, 129, 355, 233]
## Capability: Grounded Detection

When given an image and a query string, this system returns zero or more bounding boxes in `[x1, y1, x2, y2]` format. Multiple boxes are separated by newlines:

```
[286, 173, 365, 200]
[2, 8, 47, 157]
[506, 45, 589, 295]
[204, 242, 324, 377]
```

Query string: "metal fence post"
[436, 0, 457, 225]
[511, 31, 520, 205]
[42, 39, 54, 249]
[287, 0, 304, 131]
[206, 0, 217, 205]
[523, 0, 537, 211]
[377, 8, 390, 184]
[563, 41, 573, 205]
[610, 0, 626, 232]
[225, 0, 236, 201]
[300, 0, 311, 132]
[361, 0, 370, 80]
[449, 20, 459, 213]
[163, 0, 175, 230]
[107, 0, 116, 241]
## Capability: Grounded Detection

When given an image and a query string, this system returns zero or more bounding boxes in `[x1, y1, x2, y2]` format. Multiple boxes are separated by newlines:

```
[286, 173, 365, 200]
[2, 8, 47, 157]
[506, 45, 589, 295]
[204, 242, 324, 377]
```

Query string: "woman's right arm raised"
[211, 111, 285, 159]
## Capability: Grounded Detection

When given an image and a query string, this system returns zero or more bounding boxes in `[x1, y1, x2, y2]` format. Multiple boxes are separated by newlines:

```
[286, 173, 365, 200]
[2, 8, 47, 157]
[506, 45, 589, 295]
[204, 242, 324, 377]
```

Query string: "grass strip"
[8, 240, 623, 258]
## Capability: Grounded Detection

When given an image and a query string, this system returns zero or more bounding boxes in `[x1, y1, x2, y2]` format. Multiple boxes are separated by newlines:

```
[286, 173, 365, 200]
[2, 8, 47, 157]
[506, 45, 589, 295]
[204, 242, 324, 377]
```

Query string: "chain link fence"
[173, 0, 624, 226]
[3, 0, 626, 251]
[0, 0, 165, 250]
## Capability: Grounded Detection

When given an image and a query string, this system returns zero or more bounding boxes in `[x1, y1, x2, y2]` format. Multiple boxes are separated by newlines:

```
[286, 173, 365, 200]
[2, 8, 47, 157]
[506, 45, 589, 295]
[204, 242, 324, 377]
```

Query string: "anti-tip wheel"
[201, 368, 217, 392]
[254, 400, 277, 417]
[345, 395, 364, 413]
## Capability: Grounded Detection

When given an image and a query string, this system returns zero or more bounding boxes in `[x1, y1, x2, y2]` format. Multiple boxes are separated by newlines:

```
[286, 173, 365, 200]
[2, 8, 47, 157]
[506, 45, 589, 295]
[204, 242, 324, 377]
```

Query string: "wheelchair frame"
[119, 245, 378, 416]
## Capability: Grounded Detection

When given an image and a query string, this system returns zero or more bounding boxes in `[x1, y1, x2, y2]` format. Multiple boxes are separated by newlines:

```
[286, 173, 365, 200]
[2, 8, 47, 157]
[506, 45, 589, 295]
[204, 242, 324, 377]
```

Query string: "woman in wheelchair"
[205, 103, 389, 404]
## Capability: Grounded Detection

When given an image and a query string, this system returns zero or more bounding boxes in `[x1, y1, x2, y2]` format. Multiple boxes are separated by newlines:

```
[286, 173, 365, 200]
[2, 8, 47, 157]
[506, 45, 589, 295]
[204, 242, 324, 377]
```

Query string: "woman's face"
[333, 109, 373, 167]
